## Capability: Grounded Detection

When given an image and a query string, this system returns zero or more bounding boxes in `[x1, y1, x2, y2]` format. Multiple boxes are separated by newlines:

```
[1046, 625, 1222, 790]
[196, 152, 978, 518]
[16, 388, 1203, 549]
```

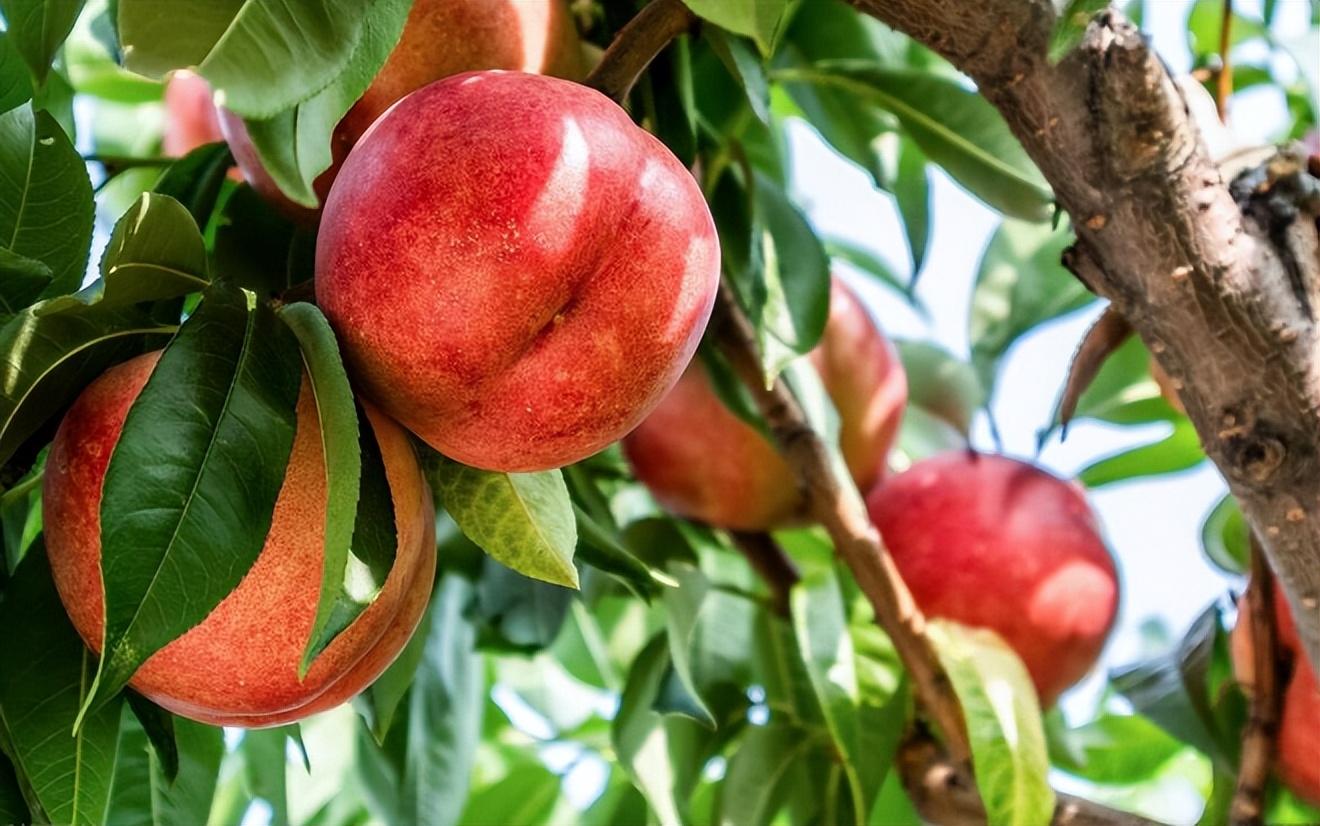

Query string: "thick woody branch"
[1230, 538, 1283, 826]
[897, 735, 1168, 826]
[851, 0, 1320, 674]
[709, 281, 972, 765]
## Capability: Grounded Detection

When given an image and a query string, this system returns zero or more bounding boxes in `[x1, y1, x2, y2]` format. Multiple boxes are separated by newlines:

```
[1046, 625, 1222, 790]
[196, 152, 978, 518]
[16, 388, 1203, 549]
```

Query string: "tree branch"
[709, 281, 973, 765]
[897, 735, 1169, 826]
[1230, 537, 1283, 826]
[851, 0, 1320, 675]
[728, 531, 799, 617]
[583, 0, 696, 103]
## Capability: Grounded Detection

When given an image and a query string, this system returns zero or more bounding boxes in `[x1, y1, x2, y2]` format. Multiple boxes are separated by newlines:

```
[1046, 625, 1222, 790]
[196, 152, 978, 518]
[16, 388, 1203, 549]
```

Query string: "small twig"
[583, 0, 697, 104]
[1230, 535, 1283, 826]
[708, 281, 972, 766]
[1058, 305, 1134, 435]
[1217, 0, 1234, 122]
[728, 531, 800, 617]
[897, 734, 1168, 826]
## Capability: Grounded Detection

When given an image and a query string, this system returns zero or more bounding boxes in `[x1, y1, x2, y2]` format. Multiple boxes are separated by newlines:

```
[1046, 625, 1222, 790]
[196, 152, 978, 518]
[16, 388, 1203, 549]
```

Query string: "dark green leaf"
[0, 0, 85, 84]
[748, 172, 831, 383]
[242, 0, 410, 206]
[718, 723, 818, 826]
[894, 137, 931, 277]
[706, 29, 769, 124]
[0, 544, 123, 825]
[428, 455, 579, 589]
[152, 718, 223, 826]
[118, 0, 375, 119]
[0, 104, 94, 298]
[571, 502, 666, 599]
[474, 559, 573, 653]
[279, 302, 389, 673]
[1200, 493, 1249, 577]
[779, 62, 1053, 220]
[0, 246, 52, 318]
[0, 302, 176, 473]
[823, 236, 915, 303]
[39, 192, 209, 316]
[928, 620, 1055, 826]
[1077, 419, 1205, 488]
[355, 597, 432, 744]
[124, 692, 177, 783]
[0, 753, 30, 825]
[84, 284, 302, 718]
[210, 183, 301, 300]
[105, 713, 152, 826]
[0, 32, 33, 114]
[682, 0, 789, 55]
[152, 142, 234, 226]
[657, 563, 716, 727]
[969, 219, 1090, 396]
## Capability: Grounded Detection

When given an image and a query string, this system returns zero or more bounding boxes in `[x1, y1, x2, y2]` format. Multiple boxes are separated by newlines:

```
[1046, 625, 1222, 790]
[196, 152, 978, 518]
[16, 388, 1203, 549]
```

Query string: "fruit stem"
[728, 531, 799, 618]
[708, 280, 974, 768]
[1230, 536, 1283, 826]
[583, 0, 697, 105]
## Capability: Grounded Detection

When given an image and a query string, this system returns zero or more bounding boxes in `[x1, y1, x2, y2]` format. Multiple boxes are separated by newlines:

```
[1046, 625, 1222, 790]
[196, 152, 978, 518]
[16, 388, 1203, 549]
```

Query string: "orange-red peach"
[43, 352, 436, 727]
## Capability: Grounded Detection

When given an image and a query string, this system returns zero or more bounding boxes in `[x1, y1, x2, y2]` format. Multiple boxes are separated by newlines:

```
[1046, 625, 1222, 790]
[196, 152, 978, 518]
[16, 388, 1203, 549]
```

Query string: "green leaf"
[242, 727, 291, 826]
[894, 137, 931, 277]
[1047, 710, 1187, 785]
[124, 692, 177, 783]
[279, 302, 386, 674]
[571, 502, 666, 599]
[0, 0, 85, 84]
[778, 62, 1053, 221]
[1186, 0, 1267, 57]
[83, 283, 302, 720]
[1111, 603, 1247, 771]
[682, 0, 789, 56]
[657, 563, 716, 727]
[355, 598, 432, 744]
[790, 572, 899, 823]
[0, 302, 176, 475]
[928, 619, 1055, 826]
[241, 0, 410, 207]
[1200, 493, 1249, 577]
[706, 29, 769, 124]
[0, 32, 34, 114]
[969, 218, 1091, 396]
[897, 340, 984, 436]
[1049, 0, 1110, 62]
[401, 576, 483, 826]
[612, 636, 686, 826]
[1077, 419, 1205, 488]
[152, 718, 223, 826]
[151, 142, 234, 226]
[748, 172, 831, 384]
[39, 192, 209, 316]
[473, 559, 573, 653]
[429, 456, 579, 589]
[0, 104, 94, 298]
[0, 754, 31, 826]
[118, 0, 375, 119]
[718, 723, 817, 826]
[0, 544, 123, 825]
[0, 246, 52, 319]
[823, 236, 915, 304]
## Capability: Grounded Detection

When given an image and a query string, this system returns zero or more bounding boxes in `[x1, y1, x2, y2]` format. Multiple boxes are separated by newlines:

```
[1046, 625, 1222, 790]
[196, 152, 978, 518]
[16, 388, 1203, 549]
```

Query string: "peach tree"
[0, 1, 1317, 825]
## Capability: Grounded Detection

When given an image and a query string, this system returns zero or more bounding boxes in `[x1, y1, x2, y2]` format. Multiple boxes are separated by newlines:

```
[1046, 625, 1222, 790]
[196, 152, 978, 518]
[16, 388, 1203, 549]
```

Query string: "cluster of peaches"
[43, 0, 1316, 805]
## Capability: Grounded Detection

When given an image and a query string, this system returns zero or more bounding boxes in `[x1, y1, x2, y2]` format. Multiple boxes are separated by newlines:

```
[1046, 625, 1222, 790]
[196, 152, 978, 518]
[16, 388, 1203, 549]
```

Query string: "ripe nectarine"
[866, 452, 1119, 705]
[43, 352, 436, 727]
[316, 71, 721, 472]
[161, 70, 224, 157]
[623, 278, 907, 530]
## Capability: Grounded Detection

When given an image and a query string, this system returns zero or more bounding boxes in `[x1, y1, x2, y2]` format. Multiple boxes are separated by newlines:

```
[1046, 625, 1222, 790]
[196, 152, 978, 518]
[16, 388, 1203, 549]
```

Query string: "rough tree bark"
[849, 0, 1320, 672]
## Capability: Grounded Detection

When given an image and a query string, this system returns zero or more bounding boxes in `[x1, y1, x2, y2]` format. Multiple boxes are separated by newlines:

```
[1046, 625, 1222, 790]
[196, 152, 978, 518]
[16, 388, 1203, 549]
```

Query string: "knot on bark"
[1217, 409, 1288, 485]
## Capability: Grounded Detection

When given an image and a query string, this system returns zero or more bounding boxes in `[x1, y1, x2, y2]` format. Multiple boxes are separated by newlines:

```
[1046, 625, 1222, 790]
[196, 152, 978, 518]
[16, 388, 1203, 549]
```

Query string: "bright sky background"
[795, 0, 1317, 723]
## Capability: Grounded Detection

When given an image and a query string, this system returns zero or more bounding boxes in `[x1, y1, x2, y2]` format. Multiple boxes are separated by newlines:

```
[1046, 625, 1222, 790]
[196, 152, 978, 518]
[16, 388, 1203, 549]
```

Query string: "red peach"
[161, 70, 224, 157]
[221, 0, 584, 217]
[622, 278, 907, 530]
[43, 352, 436, 727]
[866, 452, 1120, 706]
[315, 71, 721, 472]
